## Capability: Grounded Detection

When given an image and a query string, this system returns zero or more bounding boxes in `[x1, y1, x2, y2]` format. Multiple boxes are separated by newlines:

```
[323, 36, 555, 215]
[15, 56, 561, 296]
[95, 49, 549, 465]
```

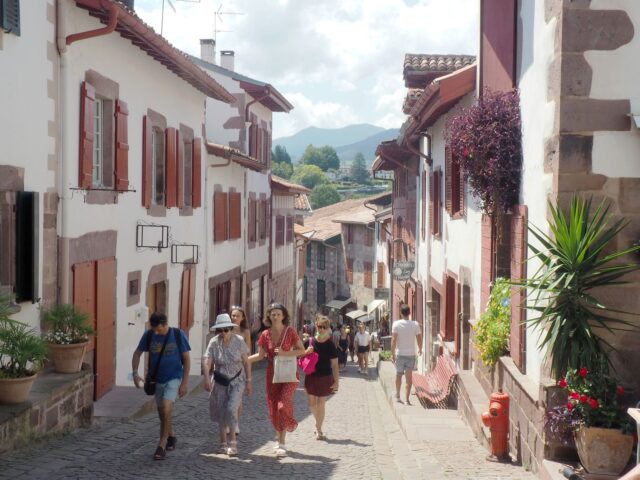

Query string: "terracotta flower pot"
[48, 342, 88, 373]
[0, 373, 38, 404]
[575, 426, 634, 475]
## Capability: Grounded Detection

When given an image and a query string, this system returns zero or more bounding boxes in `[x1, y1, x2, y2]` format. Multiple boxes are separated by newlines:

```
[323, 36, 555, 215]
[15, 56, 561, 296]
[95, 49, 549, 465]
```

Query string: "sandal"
[166, 436, 177, 451]
[315, 431, 326, 440]
[218, 442, 228, 454]
[227, 440, 238, 457]
[153, 446, 166, 460]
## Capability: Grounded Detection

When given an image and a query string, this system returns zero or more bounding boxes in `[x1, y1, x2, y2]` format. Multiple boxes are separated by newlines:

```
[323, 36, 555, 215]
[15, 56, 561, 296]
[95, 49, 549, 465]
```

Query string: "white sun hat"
[210, 313, 235, 332]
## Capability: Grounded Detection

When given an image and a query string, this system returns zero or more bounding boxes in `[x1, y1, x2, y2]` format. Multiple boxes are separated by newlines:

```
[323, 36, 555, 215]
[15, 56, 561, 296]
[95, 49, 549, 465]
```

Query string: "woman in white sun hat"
[203, 313, 252, 457]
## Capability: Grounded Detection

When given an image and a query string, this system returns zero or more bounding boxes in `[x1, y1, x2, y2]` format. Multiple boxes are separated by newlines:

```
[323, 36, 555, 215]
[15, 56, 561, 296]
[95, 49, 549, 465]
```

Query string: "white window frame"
[183, 140, 193, 207]
[92, 98, 104, 186]
[151, 126, 165, 206]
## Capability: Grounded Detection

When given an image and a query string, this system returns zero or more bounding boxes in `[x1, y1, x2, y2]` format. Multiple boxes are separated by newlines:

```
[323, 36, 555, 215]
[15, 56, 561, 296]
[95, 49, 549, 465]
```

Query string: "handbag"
[272, 327, 298, 384]
[143, 328, 172, 396]
[213, 369, 242, 387]
[297, 338, 319, 375]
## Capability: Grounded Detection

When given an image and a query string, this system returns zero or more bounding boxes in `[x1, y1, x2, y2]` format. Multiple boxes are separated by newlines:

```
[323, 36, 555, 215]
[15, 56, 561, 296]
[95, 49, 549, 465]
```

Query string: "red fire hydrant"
[481, 390, 510, 462]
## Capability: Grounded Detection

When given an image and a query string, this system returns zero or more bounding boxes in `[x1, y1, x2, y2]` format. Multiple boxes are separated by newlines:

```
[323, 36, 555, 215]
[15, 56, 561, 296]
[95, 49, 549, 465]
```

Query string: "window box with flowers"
[42, 304, 94, 374]
[547, 364, 636, 475]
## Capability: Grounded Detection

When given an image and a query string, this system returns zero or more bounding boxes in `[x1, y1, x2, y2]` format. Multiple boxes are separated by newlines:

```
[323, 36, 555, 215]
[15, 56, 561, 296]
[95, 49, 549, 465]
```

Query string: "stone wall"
[0, 370, 93, 454]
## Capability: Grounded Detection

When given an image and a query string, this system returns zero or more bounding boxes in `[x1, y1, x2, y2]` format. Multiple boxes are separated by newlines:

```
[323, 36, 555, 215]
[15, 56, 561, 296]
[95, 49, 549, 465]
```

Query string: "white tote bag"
[272, 327, 298, 383]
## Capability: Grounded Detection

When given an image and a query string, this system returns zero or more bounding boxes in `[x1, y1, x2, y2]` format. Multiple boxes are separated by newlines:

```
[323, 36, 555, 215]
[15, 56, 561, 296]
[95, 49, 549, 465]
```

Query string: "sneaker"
[218, 443, 228, 454]
[275, 446, 287, 458]
[227, 441, 238, 457]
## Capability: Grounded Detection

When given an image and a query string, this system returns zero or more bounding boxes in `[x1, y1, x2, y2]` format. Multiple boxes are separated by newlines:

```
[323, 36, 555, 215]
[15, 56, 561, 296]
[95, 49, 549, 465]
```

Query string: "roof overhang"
[205, 142, 266, 172]
[74, 0, 235, 104]
[271, 176, 311, 195]
[239, 81, 294, 113]
[373, 141, 416, 173]
[325, 298, 353, 310]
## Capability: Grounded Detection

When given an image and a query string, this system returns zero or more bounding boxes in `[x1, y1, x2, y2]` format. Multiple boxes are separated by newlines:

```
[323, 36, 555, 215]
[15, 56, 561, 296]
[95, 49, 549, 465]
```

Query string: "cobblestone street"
[0, 362, 533, 480]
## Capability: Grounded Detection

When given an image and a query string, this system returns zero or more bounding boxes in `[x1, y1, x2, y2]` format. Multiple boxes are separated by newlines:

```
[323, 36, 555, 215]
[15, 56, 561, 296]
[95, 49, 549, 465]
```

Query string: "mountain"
[273, 124, 384, 161]
[335, 128, 400, 165]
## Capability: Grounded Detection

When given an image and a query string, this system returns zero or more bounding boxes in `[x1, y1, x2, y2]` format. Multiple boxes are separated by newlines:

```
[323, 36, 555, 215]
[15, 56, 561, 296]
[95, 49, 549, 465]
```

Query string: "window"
[377, 262, 385, 288]
[431, 289, 441, 339]
[346, 225, 354, 244]
[213, 191, 228, 243]
[183, 140, 193, 207]
[442, 275, 457, 341]
[93, 98, 104, 186]
[276, 215, 285, 246]
[445, 147, 465, 218]
[364, 227, 373, 247]
[151, 126, 165, 206]
[303, 277, 308, 302]
[210, 281, 231, 327]
[286, 216, 293, 244]
[317, 244, 325, 270]
[317, 280, 326, 306]
[1, 0, 20, 36]
[247, 197, 257, 244]
[364, 262, 372, 288]
[430, 170, 442, 237]
[306, 243, 312, 267]
[346, 258, 353, 284]
[228, 192, 242, 240]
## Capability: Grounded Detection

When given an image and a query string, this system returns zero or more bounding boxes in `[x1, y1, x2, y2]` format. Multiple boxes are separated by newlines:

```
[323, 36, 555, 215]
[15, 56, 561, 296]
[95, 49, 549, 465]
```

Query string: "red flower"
[589, 398, 599, 409]
[570, 391, 580, 400]
[580, 394, 588, 404]
[579, 368, 588, 378]
[463, 148, 470, 157]
[617, 386, 625, 396]
[558, 378, 567, 388]
[566, 402, 574, 411]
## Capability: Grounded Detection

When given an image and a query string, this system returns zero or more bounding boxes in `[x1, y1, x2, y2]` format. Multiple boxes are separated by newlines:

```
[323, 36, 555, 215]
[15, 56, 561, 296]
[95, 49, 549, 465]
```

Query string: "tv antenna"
[160, 0, 201, 36]
[213, 3, 244, 42]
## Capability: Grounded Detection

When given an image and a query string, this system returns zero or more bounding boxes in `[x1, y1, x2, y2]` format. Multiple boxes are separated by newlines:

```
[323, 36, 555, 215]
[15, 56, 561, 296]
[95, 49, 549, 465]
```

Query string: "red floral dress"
[257, 327, 300, 432]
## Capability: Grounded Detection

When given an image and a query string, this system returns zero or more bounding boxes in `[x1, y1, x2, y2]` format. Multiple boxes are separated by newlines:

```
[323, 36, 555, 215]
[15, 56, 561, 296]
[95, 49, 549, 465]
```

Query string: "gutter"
[245, 87, 271, 122]
[66, 1, 118, 46]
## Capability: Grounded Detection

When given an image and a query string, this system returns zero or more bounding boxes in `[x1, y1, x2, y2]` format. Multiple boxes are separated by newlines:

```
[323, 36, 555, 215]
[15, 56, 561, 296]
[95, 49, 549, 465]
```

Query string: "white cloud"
[134, 0, 478, 136]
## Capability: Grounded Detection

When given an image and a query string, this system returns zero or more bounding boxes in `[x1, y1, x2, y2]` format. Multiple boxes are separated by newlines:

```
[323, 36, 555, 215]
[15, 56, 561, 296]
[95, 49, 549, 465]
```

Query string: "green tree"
[350, 153, 371, 185]
[272, 145, 292, 165]
[300, 145, 340, 172]
[272, 161, 293, 179]
[310, 184, 341, 209]
[291, 164, 327, 189]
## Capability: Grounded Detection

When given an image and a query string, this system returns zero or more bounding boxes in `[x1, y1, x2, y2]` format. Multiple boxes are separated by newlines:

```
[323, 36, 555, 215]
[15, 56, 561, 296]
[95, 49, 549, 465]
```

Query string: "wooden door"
[95, 258, 116, 400]
[73, 262, 96, 352]
[146, 283, 157, 318]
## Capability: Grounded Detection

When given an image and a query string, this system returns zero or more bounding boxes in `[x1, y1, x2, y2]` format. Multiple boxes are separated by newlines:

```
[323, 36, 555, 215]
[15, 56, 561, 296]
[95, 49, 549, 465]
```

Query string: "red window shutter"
[442, 275, 456, 341]
[481, 214, 496, 311]
[248, 198, 256, 243]
[481, 0, 517, 92]
[79, 82, 95, 188]
[142, 116, 152, 208]
[454, 280, 461, 356]
[179, 269, 190, 333]
[214, 191, 228, 242]
[114, 99, 129, 190]
[381, 222, 387, 241]
[165, 127, 177, 207]
[188, 268, 196, 329]
[510, 205, 527, 372]
[346, 259, 353, 284]
[249, 123, 257, 158]
[257, 199, 265, 240]
[73, 261, 96, 352]
[364, 262, 372, 288]
[445, 147, 453, 215]
[265, 201, 271, 239]
[286, 216, 293, 243]
[192, 138, 202, 208]
[429, 172, 434, 235]
[377, 262, 385, 288]
[229, 191, 242, 239]
[176, 130, 184, 208]
[267, 131, 272, 166]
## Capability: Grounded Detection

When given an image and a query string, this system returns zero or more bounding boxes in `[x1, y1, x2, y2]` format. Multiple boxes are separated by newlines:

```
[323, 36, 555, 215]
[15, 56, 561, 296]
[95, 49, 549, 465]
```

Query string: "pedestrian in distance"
[203, 313, 252, 457]
[354, 322, 372, 374]
[347, 326, 355, 363]
[230, 305, 251, 436]
[302, 315, 339, 440]
[131, 312, 191, 460]
[336, 325, 349, 370]
[331, 323, 341, 348]
[248, 303, 306, 458]
[391, 304, 423, 405]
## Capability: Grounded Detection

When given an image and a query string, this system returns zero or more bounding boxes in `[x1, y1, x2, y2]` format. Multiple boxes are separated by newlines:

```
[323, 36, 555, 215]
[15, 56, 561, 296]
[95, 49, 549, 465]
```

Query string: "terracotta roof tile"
[403, 53, 476, 88]
[271, 176, 311, 194]
[294, 194, 312, 212]
[403, 89, 423, 114]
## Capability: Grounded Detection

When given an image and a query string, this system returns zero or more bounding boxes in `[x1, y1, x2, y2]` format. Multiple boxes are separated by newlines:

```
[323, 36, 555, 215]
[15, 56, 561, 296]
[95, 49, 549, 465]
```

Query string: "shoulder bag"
[297, 337, 319, 375]
[144, 328, 172, 396]
[272, 327, 299, 383]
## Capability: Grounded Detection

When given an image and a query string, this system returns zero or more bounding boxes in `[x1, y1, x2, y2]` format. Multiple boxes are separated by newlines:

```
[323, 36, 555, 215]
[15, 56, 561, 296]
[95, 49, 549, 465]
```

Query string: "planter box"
[49, 342, 88, 373]
[575, 426, 634, 475]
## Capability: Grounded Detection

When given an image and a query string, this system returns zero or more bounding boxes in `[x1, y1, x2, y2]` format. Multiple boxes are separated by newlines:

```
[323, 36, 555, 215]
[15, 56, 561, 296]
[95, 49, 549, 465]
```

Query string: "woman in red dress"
[249, 303, 305, 457]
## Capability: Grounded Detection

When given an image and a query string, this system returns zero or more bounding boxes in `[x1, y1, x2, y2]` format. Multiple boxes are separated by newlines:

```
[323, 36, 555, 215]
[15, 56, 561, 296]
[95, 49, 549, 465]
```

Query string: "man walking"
[132, 312, 191, 460]
[391, 304, 422, 405]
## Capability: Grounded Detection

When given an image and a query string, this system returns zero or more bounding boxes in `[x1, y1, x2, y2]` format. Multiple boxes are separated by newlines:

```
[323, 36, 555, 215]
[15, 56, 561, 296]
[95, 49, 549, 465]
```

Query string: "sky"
[134, 0, 478, 140]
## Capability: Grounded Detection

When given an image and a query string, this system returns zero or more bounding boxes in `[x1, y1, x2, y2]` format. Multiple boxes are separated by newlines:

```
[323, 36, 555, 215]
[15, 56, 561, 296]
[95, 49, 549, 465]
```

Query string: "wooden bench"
[411, 354, 458, 408]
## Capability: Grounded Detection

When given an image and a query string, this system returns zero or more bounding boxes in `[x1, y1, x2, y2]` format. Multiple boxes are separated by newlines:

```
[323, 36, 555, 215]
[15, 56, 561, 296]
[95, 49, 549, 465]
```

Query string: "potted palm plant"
[42, 304, 94, 373]
[0, 297, 49, 404]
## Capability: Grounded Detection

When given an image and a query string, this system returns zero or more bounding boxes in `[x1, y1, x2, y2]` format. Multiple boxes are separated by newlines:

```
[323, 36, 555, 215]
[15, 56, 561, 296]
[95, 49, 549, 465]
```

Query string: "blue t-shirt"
[137, 328, 191, 383]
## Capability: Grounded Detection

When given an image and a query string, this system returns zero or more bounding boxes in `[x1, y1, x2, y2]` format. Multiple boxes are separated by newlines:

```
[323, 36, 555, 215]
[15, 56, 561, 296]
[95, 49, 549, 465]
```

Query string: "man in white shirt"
[391, 304, 423, 404]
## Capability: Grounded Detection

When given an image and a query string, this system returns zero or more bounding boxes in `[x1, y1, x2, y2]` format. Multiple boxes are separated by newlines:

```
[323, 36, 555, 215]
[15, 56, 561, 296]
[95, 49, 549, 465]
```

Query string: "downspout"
[66, 2, 119, 46]
[406, 134, 432, 166]
[245, 87, 271, 122]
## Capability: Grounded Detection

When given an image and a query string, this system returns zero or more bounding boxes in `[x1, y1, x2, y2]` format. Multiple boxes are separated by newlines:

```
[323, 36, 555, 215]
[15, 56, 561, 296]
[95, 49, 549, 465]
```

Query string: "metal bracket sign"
[393, 261, 415, 281]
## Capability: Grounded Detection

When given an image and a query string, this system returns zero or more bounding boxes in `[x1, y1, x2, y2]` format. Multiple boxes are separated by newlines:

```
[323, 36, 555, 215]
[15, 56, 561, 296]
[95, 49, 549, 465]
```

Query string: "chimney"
[120, 0, 135, 10]
[220, 50, 235, 71]
[200, 39, 216, 64]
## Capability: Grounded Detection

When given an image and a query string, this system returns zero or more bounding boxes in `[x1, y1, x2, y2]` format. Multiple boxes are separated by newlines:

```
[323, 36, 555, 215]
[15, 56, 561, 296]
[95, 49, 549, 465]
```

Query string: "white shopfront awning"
[346, 309, 368, 320]
[325, 298, 353, 310]
[367, 299, 386, 314]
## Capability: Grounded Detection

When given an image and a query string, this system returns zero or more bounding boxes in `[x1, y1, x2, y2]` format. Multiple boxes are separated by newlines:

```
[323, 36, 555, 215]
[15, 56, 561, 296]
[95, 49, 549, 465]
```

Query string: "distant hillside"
[335, 128, 400, 165]
[273, 124, 384, 161]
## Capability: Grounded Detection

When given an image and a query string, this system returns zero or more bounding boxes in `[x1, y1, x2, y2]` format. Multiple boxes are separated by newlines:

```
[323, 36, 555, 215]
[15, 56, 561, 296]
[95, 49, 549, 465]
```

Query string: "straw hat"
[209, 313, 235, 332]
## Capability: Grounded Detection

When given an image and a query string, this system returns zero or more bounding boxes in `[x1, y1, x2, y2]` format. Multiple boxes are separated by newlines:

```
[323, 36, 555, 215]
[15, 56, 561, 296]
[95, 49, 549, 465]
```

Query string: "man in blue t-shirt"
[132, 312, 191, 460]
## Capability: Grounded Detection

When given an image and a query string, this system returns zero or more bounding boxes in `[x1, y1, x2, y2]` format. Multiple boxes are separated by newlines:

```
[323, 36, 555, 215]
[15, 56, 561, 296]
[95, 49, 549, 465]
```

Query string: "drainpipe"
[245, 87, 271, 122]
[406, 133, 432, 166]
[66, 2, 119, 46]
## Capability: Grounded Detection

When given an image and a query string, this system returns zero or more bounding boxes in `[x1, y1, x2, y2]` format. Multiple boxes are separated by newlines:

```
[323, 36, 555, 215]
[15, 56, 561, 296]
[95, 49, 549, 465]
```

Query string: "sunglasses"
[317, 325, 328, 330]
[218, 327, 232, 333]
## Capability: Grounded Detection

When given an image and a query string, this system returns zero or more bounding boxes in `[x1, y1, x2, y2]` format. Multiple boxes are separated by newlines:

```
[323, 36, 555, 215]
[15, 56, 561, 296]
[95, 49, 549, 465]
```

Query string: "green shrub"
[473, 278, 511, 367]
[379, 350, 392, 361]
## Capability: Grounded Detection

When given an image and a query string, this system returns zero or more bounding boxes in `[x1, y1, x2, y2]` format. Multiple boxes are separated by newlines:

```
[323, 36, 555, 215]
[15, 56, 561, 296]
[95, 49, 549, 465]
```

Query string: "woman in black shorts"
[354, 322, 371, 374]
[303, 315, 339, 440]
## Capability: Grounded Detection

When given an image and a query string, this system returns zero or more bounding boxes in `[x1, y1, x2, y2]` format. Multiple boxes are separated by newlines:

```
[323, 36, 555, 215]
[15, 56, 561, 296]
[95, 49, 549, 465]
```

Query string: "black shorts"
[357, 346, 369, 354]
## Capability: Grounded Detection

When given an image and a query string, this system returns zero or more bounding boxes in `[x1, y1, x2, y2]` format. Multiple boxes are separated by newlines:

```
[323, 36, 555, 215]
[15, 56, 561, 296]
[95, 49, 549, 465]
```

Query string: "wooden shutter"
[176, 130, 184, 208]
[248, 198, 256, 243]
[114, 100, 129, 190]
[286, 216, 293, 243]
[481, 0, 517, 92]
[364, 262, 372, 288]
[459, 164, 466, 217]
[95, 258, 116, 399]
[188, 268, 196, 329]
[192, 138, 202, 208]
[265, 200, 271, 239]
[276, 215, 285, 246]
[445, 147, 453, 215]
[1, 0, 20, 35]
[510, 205, 527, 372]
[180, 268, 197, 334]
[73, 261, 96, 352]
[79, 82, 95, 189]
[434, 171, 442, 236]
[257, 199, 265, 240]
[346, 259, 353, 284]
[454, 279, 461, 356]
[481, 214, 496, 310]
[266, 131, 272, 166]
[249, 123, 257, 157]
[165, 127, 177, 207]
[214, 191, 228, 242]
[442, 275, 456, 341]
[142, 116, 152, 208]
[377, 262, 385, 288]
[229, 191, 242, 239]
